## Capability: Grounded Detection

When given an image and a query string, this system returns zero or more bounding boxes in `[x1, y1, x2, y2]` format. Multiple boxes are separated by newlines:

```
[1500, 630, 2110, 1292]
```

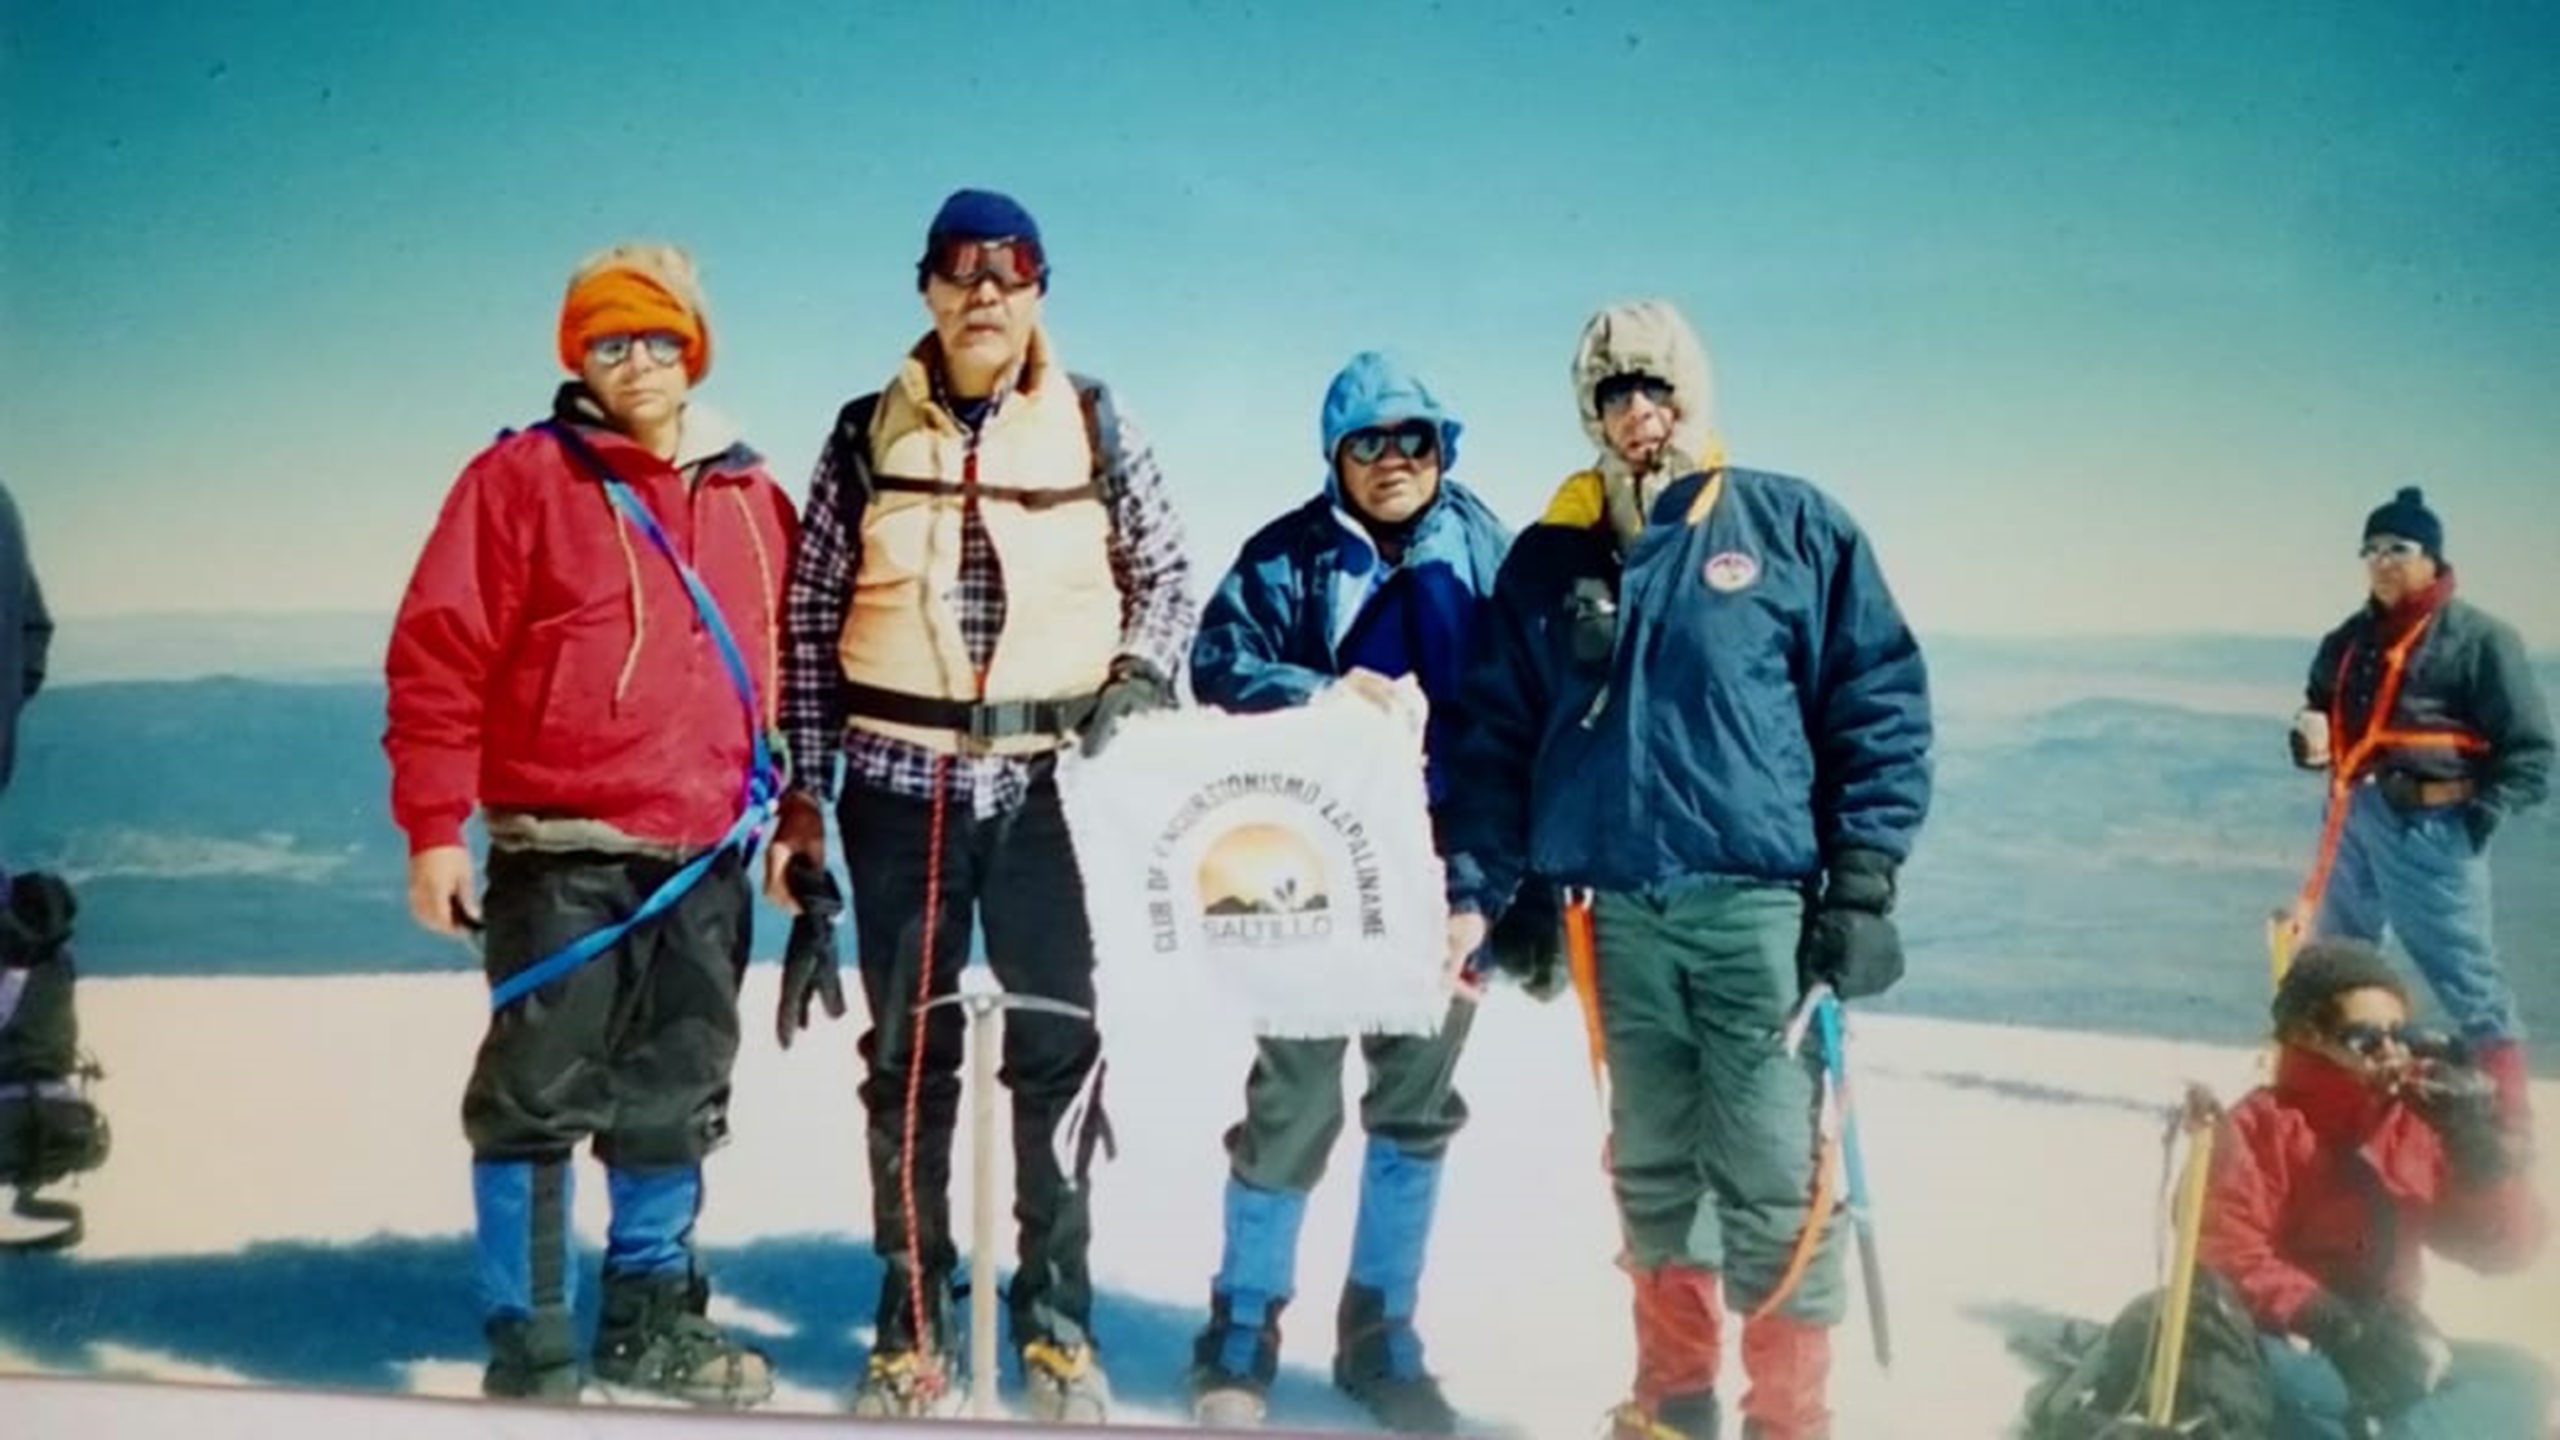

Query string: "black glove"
[2461, 803, 2499, 853]
[1484, 884, 1571, 1003]
[1565, 578, 1620, 671]
[2298, 1295, 2442, 1419]
[1079, 655, 1174, 759]
[0, 873, 78, 968]
[1798, 848, 1904, 1000]
[2403, 1049, 2519, 1181]
[775, 854, 848, 1051]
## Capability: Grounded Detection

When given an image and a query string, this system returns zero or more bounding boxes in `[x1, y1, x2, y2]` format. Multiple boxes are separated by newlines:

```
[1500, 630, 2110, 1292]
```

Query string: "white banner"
[1056, 690, 1450, 1039]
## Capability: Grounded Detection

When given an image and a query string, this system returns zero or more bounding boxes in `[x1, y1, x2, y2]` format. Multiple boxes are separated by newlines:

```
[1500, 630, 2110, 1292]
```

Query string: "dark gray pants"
[461, 847, 752, 1169]
[1224, 998, 1474, 1193]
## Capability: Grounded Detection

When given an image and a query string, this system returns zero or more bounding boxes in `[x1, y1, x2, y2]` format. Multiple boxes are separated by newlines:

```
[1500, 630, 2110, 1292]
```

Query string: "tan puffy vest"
[837, 355, 1121, 755]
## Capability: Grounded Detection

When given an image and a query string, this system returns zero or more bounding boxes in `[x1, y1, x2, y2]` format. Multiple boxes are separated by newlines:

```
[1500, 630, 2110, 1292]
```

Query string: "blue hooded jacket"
[1439, 466, 1932, 914]
[1190, 352, 1512, 807]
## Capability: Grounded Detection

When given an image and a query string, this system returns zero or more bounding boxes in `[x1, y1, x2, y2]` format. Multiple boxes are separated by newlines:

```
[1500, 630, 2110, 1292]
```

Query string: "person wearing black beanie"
[2286, 485, 2553, 1130]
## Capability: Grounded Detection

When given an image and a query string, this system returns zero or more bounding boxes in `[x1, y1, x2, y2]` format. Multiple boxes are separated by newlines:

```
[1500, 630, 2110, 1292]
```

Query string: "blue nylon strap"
[484, 426, 780, 1012]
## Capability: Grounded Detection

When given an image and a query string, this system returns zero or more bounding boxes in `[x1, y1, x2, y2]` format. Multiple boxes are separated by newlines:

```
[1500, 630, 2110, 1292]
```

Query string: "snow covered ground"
[3, 965, 2554, 1438]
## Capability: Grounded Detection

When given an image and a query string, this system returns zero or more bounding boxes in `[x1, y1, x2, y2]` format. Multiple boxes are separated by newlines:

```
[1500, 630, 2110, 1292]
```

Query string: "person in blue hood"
[1182, 351, 1513, 1433]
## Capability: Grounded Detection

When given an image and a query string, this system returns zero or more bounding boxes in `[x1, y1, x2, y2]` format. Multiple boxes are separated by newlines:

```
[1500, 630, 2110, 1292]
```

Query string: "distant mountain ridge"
[3, 622, 2551, 1066]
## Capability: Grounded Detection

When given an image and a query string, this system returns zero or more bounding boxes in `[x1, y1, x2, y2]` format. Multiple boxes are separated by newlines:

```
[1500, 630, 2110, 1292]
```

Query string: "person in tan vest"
[765, 188, 1197, 1423]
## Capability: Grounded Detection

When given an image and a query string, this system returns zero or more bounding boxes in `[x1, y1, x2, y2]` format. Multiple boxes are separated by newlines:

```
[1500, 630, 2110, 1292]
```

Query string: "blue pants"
[2311, 784, 2522, 1046]
[2263, 1334, 2551, 1439]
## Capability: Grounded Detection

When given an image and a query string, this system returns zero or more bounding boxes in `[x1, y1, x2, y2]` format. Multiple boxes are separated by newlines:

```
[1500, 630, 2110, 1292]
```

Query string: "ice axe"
[1780, 983, 1892, 1370]
[919, 961, 1097, 1419]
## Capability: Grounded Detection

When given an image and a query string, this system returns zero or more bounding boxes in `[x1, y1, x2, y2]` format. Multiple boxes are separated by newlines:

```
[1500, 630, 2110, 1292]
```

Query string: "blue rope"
[486, 426, 781, 1011]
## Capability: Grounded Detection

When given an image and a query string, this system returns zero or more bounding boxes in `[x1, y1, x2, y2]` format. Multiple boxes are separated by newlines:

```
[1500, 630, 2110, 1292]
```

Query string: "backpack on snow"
[2018, 1271, 2276, 1439]
[2, 871, 111, 1250]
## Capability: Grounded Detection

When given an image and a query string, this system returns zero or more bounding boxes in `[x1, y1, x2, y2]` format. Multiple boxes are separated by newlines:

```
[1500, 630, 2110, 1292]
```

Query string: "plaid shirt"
[780, 372, 1196, 820]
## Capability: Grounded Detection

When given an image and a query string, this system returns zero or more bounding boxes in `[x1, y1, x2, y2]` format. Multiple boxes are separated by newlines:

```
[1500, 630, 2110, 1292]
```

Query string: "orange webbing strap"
[1751, 1083, 1843, 1324]
[1563, 889, 1608, 1098]
[2288, 613, 2487, 936]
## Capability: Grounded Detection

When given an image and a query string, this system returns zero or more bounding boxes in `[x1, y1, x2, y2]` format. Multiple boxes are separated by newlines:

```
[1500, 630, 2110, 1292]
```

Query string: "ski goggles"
[924, 236, 1047, 292]
[2333, 1020, 2410, 1058]
[1595, 374, 1675, 417]
[584, 331, 688, 369]
[1341, 422, 1438, 465]
[2359, 537, 2424, 563]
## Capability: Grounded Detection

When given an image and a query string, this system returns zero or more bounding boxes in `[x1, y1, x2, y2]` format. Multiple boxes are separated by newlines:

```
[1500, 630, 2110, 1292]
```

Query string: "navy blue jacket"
[1441, 467, 1932, 915]
[0, 482, 50, 795]
[1191, 482, 1512, 807]
[2306, 589, 2552, 823]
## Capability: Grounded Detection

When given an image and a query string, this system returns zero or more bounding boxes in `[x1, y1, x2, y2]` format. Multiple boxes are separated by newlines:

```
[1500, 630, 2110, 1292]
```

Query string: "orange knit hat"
[557, 264, 711, 382]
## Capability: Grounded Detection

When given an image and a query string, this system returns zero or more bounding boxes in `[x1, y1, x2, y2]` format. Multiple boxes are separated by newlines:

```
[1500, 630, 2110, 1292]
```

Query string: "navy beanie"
[2271, 939, 2408, 1036]
[928, 188, 1041, 246]
[918, 188, 1046, 290]
[2363, 485, 2444, 560]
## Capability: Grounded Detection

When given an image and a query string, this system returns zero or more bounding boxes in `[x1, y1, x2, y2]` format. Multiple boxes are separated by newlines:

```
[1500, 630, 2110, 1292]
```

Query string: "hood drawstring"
[609, 502, 648, 707]
[725, 485, 782, 728]
[601, 462, 779, 722]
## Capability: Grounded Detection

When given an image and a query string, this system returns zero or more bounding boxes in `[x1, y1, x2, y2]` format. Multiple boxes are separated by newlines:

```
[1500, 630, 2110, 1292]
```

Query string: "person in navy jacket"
[1439, 300, 1932, 1440]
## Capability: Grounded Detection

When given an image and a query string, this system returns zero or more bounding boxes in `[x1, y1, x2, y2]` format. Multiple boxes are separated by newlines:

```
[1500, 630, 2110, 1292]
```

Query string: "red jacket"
[2198, 1047, 2544, 1331]
[384, 403, 797, 854]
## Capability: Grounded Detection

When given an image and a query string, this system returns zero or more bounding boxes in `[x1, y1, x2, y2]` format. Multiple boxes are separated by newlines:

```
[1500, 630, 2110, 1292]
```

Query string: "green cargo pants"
[1591, 878, 1842, 1323]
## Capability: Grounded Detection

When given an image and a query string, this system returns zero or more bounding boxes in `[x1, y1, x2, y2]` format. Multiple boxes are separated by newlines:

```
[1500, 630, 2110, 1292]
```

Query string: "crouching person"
[2201, 940, 2551, 1438]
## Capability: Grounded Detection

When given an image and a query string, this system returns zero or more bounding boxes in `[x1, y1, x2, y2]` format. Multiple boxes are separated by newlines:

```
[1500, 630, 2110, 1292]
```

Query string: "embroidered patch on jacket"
[1702, 551, 1760, 593]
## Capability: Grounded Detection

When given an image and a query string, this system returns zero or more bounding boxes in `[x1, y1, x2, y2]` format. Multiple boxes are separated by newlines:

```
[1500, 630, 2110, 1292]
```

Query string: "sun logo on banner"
[1196, 822, 1335, 947]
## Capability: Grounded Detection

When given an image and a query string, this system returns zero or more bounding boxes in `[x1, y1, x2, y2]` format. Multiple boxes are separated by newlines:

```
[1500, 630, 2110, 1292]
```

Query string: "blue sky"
[5, 0, 2557, 642]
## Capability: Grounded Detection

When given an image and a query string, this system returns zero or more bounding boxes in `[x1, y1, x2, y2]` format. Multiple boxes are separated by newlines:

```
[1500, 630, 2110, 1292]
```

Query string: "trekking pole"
[2261, 906, 2299, 1076]
[922, 961, 1093, 1419]
[1810, 989, 1893, 1370]
[2265, 905, 2298, 988]
[2141, 1085, 2222, 1426]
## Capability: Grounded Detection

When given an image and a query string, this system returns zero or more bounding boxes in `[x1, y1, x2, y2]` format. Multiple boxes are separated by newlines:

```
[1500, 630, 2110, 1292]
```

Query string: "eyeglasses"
[1342, 422, 1438, 466]
[585, 332, 687, 369]
[925, 236, 1047, 292]
[2360, 537, 2424, 563]
[1596, 374, 1675, 417]
[2333, 1020, 2410, 1058]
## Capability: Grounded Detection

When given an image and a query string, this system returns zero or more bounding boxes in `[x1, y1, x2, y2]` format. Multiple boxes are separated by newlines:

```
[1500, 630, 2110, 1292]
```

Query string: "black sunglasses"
[1595, 374, 1675, 416]
[1342, 422, 1437, 465]
[2333, 1021, 2410, 1058]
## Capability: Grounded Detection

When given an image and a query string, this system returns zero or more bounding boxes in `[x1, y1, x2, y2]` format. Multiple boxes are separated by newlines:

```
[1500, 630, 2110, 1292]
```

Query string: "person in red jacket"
[2199, 940, 2550, 1438]
[383, 242, 795, 1408]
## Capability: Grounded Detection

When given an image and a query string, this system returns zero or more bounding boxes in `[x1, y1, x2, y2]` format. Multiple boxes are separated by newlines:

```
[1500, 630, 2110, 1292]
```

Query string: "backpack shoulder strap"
[1069, 373, 1123, 510]
[832, 392, 885, 535]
